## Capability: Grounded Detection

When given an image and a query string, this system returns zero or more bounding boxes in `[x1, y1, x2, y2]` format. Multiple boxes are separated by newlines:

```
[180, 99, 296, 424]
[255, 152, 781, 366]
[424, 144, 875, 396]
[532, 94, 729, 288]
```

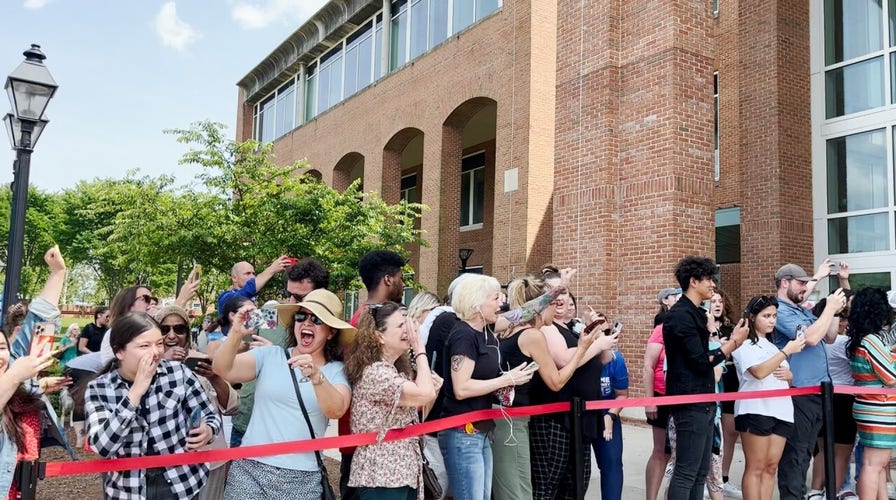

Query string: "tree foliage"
[2, 121, 426, 311]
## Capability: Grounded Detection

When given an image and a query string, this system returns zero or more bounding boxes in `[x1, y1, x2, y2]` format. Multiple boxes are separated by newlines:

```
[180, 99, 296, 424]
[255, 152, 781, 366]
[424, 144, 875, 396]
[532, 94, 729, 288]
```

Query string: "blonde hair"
[451, 275, 502, 321]
[407, 292, 440, 323]
[506, 276, 546, 310]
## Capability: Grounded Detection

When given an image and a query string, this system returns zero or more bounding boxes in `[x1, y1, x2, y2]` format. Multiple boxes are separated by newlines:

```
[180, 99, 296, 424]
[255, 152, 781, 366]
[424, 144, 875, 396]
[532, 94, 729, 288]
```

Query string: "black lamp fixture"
[2, 44, 57, 312]
[458, 248, 474, 275]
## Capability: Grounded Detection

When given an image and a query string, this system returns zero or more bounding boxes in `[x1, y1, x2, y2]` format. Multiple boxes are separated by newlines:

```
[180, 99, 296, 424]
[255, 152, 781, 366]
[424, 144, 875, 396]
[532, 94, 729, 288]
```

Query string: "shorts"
[720, 362, 739, 415]
[646, 392, 671, 429]
[817, 393, 857, 445]
[735, 414, 793, 438]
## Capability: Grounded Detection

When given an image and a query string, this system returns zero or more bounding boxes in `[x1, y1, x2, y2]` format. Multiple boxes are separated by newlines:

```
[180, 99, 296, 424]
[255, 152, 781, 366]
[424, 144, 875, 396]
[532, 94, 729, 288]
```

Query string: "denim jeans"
[668, 404, 715, 500]
[591, 417, 623, 500]
[229, 428, 244, 448]
[778, 395, 823, 500]
[438, 429, 493, 500]
[358, 486, 416, 500]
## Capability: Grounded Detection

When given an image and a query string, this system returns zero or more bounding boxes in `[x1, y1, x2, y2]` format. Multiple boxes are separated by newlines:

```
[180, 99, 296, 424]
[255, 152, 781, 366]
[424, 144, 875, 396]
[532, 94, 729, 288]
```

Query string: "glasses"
[137, 294, 153, 304]
[281, 290, 304, 302]
[160, 324, 189, 335]
[748, 295, 778, 314]
[294, 311, 324, 325]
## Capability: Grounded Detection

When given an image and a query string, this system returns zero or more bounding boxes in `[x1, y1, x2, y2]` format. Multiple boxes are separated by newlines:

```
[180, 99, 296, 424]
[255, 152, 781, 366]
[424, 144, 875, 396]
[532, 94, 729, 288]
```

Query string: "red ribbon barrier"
[42, 384, 896, 478]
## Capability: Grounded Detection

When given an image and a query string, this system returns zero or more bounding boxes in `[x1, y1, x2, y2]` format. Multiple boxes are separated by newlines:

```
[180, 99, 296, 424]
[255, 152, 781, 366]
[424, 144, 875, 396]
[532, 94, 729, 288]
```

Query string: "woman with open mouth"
[213, 288, 355, 500]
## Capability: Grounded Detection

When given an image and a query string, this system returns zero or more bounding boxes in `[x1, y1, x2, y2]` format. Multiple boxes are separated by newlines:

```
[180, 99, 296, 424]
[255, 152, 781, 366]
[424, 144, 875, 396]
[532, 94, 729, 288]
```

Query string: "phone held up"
[31, 322, 57, 358]
[795, 324, 807, 341]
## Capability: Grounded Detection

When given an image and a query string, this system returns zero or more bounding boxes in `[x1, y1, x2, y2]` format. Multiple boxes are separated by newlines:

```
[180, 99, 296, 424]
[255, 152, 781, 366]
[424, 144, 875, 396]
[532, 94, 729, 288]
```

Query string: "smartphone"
[30, 322, 57, 358]
[243, 309, 265, 331]
[523, 361, 540, 372]
[611, 322, 623, 335]
[701, 300, 712, 311]
[795, 324, 807, 340]
[187, 263, 201, 283]
[742, 308, 750, 319]
[183, 357, 208, 371]
[829, 262, 840, 275]
[284, 257, 299, 267]
[582, 318, 607, 335]
[189, 407, 202, 428]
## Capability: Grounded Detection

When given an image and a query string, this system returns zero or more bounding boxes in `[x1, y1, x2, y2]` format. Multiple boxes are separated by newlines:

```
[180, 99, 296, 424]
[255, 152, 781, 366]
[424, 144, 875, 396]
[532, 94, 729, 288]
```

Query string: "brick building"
[236, 0, 896, 396]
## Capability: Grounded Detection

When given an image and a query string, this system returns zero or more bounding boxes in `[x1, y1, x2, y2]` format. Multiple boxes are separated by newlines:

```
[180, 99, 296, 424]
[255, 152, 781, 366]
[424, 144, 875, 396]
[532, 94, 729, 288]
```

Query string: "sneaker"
[722, 482, 743, 499]
[836, 490, 858, 500]
[704, 488, 711, 499]
[806, 489, 825, 500]
[887, 482, 896, 500]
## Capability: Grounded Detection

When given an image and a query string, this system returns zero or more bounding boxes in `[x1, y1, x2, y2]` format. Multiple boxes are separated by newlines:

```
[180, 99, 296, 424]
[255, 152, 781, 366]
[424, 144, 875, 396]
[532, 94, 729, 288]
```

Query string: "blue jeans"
[230, 427, 244, 448]
[438, 429, 493, 500]
[592, 417, 623, 500]
[668, 404, 715, 500]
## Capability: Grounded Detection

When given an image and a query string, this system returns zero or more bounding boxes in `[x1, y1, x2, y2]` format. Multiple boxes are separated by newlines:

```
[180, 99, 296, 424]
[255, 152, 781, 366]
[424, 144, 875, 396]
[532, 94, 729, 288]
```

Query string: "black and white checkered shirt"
[85, 360, 222, 499]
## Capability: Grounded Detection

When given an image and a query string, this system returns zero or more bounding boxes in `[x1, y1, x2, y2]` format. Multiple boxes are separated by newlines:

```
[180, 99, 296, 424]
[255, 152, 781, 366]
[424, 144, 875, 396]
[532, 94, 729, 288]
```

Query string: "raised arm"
[254, 255, 290, 292]
[211, 308, 258, 384]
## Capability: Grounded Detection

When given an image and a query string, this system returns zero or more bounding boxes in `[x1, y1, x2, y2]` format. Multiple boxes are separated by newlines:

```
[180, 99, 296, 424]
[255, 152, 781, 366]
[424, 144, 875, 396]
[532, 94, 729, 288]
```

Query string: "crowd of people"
[0, 247, 894, 500]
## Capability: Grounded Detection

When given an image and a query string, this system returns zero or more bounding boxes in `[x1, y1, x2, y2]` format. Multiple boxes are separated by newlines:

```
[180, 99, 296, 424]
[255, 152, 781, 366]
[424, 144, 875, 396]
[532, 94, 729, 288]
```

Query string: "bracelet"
[414, 352, 427, 360]
[313, 372, 325, 386]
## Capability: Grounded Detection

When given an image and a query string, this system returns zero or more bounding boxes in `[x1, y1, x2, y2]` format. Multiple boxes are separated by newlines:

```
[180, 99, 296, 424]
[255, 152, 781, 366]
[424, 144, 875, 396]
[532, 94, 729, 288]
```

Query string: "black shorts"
[817, 393, 857, 445]
[720, 362, 739, 414]
[735, 414, 793, 438]
[646, 391, 671, 429]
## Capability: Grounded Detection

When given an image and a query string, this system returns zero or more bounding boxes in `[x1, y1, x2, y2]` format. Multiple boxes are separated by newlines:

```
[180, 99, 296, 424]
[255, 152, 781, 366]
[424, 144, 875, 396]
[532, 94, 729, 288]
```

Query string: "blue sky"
[0, 0, 328, 192]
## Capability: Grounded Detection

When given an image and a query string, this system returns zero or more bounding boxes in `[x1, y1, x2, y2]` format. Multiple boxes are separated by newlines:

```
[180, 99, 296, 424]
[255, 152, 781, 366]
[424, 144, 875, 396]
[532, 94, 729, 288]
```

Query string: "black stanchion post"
[569, 397, 586, 500]
[17, 460, 42, 500]
[821, 382, 836, 500]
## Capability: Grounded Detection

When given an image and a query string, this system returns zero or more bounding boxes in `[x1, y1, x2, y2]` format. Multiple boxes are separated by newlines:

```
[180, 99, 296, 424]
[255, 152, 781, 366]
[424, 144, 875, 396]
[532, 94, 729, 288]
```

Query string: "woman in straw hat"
[213, 288, 354, 500]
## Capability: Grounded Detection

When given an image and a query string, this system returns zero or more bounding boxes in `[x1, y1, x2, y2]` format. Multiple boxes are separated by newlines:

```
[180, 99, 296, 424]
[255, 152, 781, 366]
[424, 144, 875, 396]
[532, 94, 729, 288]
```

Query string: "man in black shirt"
[663, 256, 747, 500]
[78, 306, 110, 353]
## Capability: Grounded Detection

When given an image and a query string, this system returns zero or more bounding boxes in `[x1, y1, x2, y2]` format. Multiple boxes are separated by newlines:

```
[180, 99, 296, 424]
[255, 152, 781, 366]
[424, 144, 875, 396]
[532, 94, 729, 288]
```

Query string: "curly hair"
[287, 258, 330, 290]
[713, 288, 736, 327]
[744, 295, 779, 345]
[674, 256, 717, 292]
[344, 302, 410, 386]
[846, 288, 891, 356]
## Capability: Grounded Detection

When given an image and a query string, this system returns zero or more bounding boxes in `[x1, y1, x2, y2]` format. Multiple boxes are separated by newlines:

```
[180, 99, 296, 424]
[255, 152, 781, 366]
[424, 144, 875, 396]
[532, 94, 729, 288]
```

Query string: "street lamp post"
[458, 248, 473, 275]
[2, 44, 57, 311]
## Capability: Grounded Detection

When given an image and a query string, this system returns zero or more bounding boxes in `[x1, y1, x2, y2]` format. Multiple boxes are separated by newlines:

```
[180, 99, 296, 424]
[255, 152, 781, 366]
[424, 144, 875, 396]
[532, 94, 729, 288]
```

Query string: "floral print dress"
[348, 361, 423, 499]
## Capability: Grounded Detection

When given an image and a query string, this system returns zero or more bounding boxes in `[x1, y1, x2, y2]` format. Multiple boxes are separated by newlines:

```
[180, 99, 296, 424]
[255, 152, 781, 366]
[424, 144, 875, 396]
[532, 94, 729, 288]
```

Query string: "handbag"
[285, 348, 337, 500]
[418, 438, 443, 499]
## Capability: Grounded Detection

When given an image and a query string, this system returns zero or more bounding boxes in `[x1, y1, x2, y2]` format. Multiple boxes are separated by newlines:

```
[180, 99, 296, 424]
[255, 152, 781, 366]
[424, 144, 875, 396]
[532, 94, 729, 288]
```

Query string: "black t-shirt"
[553, 322, 604, 438]
[424, 311, 460, 423]
[440, 321, 501, 432]
[79, 323, 107, 352]
[498, 328, 533, 406]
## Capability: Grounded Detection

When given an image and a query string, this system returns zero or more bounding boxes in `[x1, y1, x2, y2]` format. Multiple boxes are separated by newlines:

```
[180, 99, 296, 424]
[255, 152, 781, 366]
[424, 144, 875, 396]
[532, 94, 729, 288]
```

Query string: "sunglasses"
[281, 290, 304, 301]
[294, 311, 324, 325]
[160, 324, 189, 335]
[137, 294, 153, 304]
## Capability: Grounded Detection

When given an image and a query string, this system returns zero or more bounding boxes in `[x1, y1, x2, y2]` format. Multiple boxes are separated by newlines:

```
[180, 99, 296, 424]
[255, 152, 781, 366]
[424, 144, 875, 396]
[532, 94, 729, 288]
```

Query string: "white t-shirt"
[732, 336, 793, 422]
[826, 335, 854, 386]
[241, 345, 349, 470]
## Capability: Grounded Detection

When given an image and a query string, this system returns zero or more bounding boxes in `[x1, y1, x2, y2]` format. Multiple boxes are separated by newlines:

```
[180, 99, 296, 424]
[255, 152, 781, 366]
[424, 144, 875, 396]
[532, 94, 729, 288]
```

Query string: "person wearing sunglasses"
[154, 305, 239, 500]
[96, 285, 153, 365]
[213, 288, 355, 499]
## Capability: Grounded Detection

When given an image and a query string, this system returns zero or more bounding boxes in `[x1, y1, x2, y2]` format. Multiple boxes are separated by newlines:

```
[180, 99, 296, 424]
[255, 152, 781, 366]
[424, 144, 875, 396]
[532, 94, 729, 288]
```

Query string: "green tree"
[0, 185, 64, 299]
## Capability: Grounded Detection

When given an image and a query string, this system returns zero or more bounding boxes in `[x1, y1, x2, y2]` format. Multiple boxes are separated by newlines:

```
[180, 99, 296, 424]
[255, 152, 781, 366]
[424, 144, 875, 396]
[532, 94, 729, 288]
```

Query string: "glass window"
[375, 17, 384, 79]
[826, 129, 887, 213]
[429, 0, 448, 47]
[305, 65, 317, 121]
[358, 35, 373, 89]
[401, 173, 419, 203]
[460, 151, 486, 227]
[715, 207, 740, 264]
[317, 64, 330, 112]
[410, 0, 429, 59]
[258, 96, 275, 143]
[828, 212, 889, 253]
[391, 1, 409, 70]
[344, 44, 359, 97]
[825, 56, 885, 118]
[328, 53, 343, 107]
[453, 0, 475, 33]
[824, 0, 882, 65]
[475, 0, 499, 20]
[827, 271, 891, 290]
[275, 81, 295, 138]
[890, 0, 896, 46]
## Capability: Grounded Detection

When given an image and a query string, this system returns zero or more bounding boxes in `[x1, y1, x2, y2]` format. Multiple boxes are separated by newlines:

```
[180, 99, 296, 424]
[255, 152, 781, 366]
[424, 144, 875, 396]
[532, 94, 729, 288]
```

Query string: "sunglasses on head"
[294, 311, 324, 325]
[281, 290, 304, 301]
[160, 324, 189, 335]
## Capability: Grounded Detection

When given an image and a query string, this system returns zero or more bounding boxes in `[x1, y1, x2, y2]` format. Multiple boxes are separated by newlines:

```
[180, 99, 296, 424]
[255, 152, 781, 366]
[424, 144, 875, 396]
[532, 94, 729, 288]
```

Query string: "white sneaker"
[722, 482, 743, 499]
[836, 490, 858, 500]
[806, 489, 825, 500]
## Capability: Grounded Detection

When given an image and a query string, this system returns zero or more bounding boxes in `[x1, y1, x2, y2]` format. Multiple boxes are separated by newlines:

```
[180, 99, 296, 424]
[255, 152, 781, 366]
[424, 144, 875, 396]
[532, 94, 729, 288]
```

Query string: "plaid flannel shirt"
[85, 360, 222, 499]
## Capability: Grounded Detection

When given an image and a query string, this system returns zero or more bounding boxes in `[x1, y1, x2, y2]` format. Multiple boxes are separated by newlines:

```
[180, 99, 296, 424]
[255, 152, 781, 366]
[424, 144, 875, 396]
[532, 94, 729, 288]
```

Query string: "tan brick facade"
[237, 0, 812, 397]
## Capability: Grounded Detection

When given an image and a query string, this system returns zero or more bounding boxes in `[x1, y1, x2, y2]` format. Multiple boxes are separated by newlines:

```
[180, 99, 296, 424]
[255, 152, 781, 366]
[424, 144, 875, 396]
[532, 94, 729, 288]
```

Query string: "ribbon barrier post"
[570, 397, 586, 500]
[18, 460, 41, 500]
[821, 381, 836, 500]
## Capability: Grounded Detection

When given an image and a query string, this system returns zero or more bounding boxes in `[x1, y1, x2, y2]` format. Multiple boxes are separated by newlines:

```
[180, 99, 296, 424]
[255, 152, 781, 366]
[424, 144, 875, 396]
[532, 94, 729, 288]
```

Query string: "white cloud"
[155, 2, 202, 51]
[231, 0, 325, 30]
[23, 0, 49, 9]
